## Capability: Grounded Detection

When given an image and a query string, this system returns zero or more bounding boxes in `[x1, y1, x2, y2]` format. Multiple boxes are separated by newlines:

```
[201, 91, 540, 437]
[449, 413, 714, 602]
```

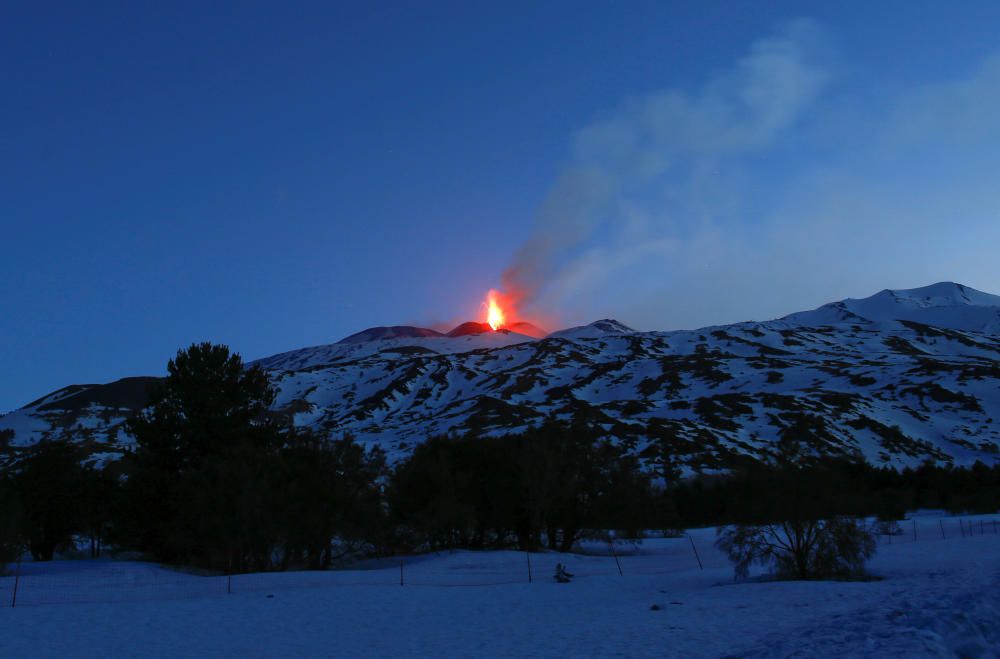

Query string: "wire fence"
[0, 515, 996, 608]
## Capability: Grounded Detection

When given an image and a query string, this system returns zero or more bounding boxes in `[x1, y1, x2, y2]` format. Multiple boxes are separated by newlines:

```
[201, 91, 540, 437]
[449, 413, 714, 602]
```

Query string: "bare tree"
[716, 516, 876, 580]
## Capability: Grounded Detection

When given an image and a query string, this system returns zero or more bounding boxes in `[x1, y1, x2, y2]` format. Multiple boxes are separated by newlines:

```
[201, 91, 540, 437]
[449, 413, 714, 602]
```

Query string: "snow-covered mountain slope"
[254, 326, 540, 372]
[0, 377, 158, 466]
[548, 319, 636, 340]
[780, 282, 1000, 332]
[3, 282, 999, 472]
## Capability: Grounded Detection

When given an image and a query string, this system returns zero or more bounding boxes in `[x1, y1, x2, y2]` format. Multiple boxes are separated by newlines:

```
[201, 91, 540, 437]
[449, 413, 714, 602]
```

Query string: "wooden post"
[939, 519, 946, 539]
[526, 552, 532, 584]
[610, 542, 623, 577]
[227, 574, 232, 595]
[400, 559, 404, 586]
[687, 534, 703, 571]
[912, 519, 917, 542]
[10, 557, 21, 608]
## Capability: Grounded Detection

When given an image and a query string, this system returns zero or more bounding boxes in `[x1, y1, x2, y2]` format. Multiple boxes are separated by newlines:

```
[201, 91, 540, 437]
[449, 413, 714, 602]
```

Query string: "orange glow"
[486, 290, 506, 330]
[478, 288, 551, 337]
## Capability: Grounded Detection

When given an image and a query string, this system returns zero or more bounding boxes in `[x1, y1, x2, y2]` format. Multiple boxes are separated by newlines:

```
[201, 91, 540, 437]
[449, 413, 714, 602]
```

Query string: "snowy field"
[1, 513, 998, 658]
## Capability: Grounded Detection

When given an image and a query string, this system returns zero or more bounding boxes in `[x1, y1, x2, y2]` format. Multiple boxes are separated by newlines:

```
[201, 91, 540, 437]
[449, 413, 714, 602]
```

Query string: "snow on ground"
[0, 513, 998, 658]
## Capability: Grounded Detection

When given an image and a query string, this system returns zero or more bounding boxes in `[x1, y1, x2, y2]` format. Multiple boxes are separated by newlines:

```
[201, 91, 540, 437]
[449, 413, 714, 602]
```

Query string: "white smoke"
[503, 20, 1000, 329]
[503, 20, 833, 314]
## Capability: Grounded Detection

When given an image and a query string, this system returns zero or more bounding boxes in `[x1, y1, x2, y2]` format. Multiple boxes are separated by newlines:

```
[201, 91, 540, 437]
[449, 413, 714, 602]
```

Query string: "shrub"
[716, 516, 876, 580]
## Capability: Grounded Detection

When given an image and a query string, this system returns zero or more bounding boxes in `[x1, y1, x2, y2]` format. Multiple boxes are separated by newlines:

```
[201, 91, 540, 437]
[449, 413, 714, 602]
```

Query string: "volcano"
[337, 320, 548, 343]
[446, 322, 493, 337]
[3, 282, 1000, 474]
[337, 326, 445, 344]
[504, 321, 547, 339]
[444, 321, 547, 338]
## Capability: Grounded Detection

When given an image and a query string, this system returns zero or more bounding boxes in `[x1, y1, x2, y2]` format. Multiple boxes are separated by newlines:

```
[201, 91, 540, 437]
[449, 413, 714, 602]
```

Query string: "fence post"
[940, 520, 946, 539]
[687, 533, 703, 571]
[227, 574, 232, 595]
[526, 552, 532, 584]
[400, 559, 404, 586]
[610, 542, 623, 577]
[10, 557, 20, 608]
[913, 519, 917, 542]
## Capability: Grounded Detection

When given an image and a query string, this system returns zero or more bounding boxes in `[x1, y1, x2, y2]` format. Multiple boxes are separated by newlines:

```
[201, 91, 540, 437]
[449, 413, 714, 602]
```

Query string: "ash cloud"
[503, 20, 1000, 329]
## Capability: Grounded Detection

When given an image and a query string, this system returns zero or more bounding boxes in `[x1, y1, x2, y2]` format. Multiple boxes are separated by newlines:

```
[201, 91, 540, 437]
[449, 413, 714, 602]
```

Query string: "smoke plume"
[502, 19, 1000, 329]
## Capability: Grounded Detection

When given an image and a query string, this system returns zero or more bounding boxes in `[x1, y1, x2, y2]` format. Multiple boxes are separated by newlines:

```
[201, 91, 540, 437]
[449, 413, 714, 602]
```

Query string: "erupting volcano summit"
[2, 282, 1000, 474]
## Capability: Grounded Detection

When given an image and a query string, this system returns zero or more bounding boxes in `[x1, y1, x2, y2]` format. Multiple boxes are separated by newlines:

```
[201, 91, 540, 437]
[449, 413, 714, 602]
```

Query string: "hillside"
[2, 282, 999, 472]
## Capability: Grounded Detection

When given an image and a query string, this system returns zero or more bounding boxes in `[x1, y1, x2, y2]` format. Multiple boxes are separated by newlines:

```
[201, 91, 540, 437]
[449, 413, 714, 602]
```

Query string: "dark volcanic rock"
[35, 377, 161, 413]
[446, 322, 493, 337]
[338, 326, 445, 344]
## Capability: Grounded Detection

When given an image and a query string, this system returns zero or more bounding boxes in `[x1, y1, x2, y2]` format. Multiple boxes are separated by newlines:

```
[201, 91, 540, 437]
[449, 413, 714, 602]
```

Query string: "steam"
[503, 20, 831, 314]
[502, 20, 1000, 329]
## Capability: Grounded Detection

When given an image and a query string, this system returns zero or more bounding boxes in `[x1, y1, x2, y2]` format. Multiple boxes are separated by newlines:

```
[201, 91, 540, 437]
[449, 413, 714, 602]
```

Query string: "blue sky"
[3, 1, 1000, 410]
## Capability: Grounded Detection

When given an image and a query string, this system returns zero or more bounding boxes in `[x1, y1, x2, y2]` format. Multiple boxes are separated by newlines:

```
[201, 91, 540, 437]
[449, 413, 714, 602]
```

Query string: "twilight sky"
[3, 1, 1000, 411]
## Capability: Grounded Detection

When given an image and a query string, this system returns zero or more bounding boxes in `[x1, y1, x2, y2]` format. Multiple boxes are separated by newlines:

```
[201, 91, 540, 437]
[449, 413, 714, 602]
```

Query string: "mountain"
[446, 322, 494, 337]
[337, 326, 446, 343]
[505, 321, 548, 339]
[549, 319, 636, 340]
[2, 282, 999, 472]
[779, 282, 1000, 332]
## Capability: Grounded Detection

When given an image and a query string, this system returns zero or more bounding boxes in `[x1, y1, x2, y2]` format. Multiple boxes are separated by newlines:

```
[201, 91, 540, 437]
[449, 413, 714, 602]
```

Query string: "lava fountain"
[478, 288, 548, 338]
[486, 289, 507, 330]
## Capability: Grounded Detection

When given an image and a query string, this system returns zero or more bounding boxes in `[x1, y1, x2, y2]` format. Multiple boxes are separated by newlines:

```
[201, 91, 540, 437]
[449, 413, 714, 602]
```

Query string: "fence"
[0, 514, 996, 608]
[873, 515, 999, 545]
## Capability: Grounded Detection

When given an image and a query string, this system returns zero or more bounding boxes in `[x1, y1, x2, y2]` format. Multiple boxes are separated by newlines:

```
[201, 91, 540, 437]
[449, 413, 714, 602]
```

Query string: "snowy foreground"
[1, 513, 998, 658]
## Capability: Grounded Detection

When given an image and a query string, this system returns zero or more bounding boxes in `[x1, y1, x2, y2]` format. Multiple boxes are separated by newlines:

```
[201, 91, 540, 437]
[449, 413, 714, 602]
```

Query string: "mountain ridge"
[779, 281, 1000, 332]
[3, 282, 999, 473]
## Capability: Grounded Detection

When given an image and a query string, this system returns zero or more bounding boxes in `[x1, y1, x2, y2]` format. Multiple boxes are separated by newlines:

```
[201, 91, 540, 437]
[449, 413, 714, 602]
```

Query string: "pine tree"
[123, 342, 280, 570]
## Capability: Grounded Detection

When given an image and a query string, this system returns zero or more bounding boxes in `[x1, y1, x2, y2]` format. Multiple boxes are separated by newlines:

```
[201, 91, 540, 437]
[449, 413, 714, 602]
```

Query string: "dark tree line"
[391, 451, 1000, 549]
[389, 421, 653, 552]
[667, 459, 1000, 530]
[1, 342, 999, 574]
[0, 440, 115, 564]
